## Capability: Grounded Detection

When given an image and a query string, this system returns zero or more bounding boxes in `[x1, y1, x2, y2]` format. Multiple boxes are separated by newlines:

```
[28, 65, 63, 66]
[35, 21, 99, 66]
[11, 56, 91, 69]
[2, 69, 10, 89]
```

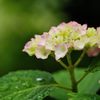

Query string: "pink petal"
[81, 24, 87, 35]
[57, 22, 67, 29]
[67, 21, 80, 27]
[49, 27, 58, 34]
[87, 47, 100, 57]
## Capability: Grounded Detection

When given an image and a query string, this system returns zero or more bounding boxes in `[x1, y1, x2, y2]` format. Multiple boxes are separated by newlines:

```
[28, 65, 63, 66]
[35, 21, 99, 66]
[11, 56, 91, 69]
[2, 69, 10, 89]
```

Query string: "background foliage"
[0, 0, 70, 75]
[0, 0, 100, 75]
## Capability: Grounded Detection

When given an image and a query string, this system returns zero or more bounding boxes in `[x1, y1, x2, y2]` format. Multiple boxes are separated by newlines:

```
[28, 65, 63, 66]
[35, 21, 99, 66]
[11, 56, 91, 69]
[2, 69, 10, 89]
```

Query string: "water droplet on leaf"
[36, 77, 44, 82]
[22, 82, 29, 88]
[36, 77, 46, 84]
[15, 86, 19, 89]
[37, 95, 43, 100]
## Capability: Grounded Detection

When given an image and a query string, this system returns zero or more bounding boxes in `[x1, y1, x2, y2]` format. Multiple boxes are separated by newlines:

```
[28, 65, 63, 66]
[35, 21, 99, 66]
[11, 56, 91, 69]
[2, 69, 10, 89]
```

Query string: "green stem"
[66, 52, 72, 67]
[53, 84, 72, 91]
[56, 50, 86, 92]
[51, 54, 68, 70]
[69, 68, 78, 92]
[74, 50, 86, 67]
[58, 59, 78, 92]
[77, 66, 96, 84]
[57, 60, 68, 70]
[66, 52, 78, 92]
[77, 71, 89, 84]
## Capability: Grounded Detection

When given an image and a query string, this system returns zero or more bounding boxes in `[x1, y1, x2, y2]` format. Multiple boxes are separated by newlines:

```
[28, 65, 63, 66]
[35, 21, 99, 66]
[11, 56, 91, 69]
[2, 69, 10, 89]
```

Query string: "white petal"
[74, 40, 85, 50]
[35, 46, 51, 59]
[55, 44, 68, 60]
[23, 39, 36, 56]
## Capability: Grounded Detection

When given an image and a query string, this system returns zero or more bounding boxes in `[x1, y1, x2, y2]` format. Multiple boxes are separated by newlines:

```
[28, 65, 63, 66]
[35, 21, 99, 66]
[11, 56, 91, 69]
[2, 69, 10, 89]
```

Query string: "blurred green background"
[0, 0, 100, 76]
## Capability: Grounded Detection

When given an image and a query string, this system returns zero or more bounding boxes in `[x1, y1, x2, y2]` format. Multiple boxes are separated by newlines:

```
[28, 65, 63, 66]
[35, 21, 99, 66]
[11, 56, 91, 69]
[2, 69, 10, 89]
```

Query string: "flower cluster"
[23, 21, 100, 60]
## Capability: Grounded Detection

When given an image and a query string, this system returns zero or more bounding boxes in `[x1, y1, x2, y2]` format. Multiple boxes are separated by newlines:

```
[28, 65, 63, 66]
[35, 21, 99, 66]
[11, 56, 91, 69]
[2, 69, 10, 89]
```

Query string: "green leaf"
[79, 71, 100, 94]
[0, 70, 56, 100]
[87, 56, 100, 72]
[69, 93, 100, 100]
[50, 87, 68, 100]
[53, 69, 100, 94]
[53, 69, 84, 89]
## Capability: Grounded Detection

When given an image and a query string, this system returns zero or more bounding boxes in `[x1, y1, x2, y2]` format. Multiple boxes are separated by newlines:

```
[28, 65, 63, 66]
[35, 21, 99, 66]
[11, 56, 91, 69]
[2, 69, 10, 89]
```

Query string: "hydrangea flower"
[23, 21, 100, 60]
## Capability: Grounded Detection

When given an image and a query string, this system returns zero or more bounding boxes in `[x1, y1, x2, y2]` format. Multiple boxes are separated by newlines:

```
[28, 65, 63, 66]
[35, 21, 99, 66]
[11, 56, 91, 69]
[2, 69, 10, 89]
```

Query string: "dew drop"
[44, 88, 53, 97]
[22, 82, 29, 88]
[15, 86, 19, 89]
[22, 83, 26, 86]
[36, 77, 44, 81]
[37, 95, 43, 100]
[44, 91, 49, 97]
